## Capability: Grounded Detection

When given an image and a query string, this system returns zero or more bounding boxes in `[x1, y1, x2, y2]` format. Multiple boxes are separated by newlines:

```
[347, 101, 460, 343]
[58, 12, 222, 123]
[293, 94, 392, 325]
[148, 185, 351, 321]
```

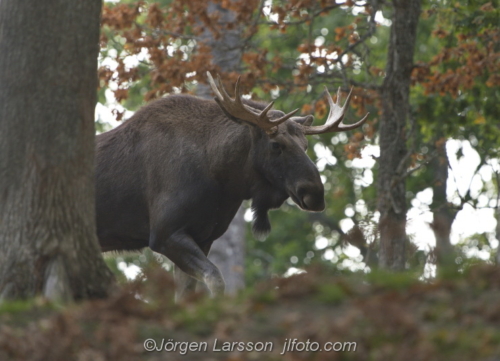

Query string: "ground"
[1, 264, 500, 361]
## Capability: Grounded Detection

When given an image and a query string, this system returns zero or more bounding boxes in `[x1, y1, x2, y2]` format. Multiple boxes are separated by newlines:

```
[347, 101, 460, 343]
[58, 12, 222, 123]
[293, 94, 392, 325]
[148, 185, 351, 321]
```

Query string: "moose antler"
[302, 87, 369, 135]
[207, 72, 299, 134]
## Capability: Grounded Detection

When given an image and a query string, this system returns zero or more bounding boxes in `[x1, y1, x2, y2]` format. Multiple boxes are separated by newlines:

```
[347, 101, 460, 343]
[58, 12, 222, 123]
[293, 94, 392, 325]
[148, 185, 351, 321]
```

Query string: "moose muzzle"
[291, 181, 325, 212]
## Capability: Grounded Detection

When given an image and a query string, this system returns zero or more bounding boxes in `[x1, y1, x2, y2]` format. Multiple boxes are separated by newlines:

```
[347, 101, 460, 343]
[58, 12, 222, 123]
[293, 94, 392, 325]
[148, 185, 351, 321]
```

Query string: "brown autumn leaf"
[486, 73, 500, 87]
[334, 26, 346, 41]
[111, 108, 125, 121]
[352, 132, 365, 142]
[315, 99, 327, 118]
[113, 88, 129, 103]
[301, 104, 313, 114]
[480, 2, 494, 11]
[348, 32, 360, 44]
[146, 3, 163, 28]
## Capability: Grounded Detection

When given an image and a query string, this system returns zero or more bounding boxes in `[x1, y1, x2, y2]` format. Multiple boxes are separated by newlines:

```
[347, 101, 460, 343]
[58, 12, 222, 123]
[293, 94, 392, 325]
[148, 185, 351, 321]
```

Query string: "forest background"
[97, 0, 500, 287]
[1, 1, 500, 360]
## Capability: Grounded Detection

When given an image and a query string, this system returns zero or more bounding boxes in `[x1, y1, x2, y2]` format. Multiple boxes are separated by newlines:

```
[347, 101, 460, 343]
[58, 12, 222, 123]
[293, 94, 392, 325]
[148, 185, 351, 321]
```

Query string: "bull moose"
[95, 72, 368, 299]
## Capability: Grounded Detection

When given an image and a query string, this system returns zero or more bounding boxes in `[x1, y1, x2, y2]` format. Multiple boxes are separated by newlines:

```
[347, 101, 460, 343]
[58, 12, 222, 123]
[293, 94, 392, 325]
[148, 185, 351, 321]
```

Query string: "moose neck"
[205, 115, 258, 200]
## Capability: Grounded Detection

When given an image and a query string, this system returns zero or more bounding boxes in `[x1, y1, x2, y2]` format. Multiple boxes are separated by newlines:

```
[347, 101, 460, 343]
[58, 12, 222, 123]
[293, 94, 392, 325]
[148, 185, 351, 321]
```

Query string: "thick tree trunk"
[197, 2, 246, 294]
[0, 0, 115, 301]
[377, 0, 421, 270]
[430, 138, 456, 268]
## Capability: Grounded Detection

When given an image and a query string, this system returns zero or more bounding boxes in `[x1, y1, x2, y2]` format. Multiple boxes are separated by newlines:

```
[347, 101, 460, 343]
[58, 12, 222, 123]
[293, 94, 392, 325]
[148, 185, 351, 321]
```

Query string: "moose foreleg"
[150, 230, 225, 299]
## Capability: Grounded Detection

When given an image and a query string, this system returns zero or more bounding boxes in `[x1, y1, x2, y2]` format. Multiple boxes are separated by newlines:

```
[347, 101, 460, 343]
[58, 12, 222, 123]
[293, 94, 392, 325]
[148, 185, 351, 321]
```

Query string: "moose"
[95, 72, 368, 299]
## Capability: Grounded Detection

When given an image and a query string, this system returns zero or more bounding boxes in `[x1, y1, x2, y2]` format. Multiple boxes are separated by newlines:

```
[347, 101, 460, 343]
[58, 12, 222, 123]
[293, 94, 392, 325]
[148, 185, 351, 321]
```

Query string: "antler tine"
[271, 107, 300, 125]
[303, 86, 369, 135]
[325, 86, 348, 127]
[207, 71, 223, 100]
[233, 76, 245, 107]
[216, 73, 233, 103]
[206, 71, 297, 134]
[260, 101, 275, 119]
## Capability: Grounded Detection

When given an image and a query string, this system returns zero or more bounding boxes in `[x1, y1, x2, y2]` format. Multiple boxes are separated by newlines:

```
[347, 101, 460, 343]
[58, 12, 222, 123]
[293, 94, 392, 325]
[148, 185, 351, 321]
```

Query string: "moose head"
[207, 72, 369, 236]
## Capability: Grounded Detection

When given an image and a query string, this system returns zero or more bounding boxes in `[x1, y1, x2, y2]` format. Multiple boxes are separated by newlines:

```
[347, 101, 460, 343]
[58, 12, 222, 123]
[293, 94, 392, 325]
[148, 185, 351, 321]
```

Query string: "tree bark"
[207, 207, 246, 294]
[197, 2, 246, 294]
[495, 171, 500, 265]
[497, 206, 500, 265]
[0, 0, 115, 301]
[429, 138, 456, 269]
[377, 0, 421, 270]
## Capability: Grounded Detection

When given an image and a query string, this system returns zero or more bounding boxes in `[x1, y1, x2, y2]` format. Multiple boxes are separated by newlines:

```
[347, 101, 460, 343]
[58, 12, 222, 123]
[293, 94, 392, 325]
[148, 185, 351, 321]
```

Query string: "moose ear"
[292, 115, 314, 127]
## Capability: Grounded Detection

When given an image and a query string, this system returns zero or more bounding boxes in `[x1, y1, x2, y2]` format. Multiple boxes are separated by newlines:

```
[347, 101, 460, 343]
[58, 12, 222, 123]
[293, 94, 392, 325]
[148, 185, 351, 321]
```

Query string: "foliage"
[98, 0, 500, 282]
[409, 0, 500, 270]
[3, 265, 500, 360]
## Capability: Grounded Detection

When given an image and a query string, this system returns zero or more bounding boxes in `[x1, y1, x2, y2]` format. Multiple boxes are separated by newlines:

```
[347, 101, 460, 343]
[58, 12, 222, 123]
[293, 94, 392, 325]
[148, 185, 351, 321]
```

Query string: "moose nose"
[296, 182, 325, 212]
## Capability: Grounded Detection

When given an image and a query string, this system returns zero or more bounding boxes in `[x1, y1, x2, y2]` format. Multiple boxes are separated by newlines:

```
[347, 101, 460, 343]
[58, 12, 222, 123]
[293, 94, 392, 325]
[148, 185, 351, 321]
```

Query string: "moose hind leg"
[174, 265, 197, 302]
[150, 230, 225, 297]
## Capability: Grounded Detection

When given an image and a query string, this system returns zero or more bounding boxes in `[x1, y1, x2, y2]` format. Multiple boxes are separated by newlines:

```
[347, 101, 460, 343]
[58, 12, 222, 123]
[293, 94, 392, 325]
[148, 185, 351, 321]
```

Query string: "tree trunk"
[0, 0, 115, 301]
[197, 2, 246, 294]
[497, 206, 500, 265]
[495, 171, 500, 265]
[207, 207, 246, 294]
[377, 0, 421, 270]
[429, 138, 456, 269]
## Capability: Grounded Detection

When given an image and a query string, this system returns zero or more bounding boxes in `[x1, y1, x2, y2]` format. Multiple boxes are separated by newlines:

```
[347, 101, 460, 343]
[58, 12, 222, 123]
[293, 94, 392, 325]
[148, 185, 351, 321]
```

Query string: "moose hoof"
[204, 268, 225, 297]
